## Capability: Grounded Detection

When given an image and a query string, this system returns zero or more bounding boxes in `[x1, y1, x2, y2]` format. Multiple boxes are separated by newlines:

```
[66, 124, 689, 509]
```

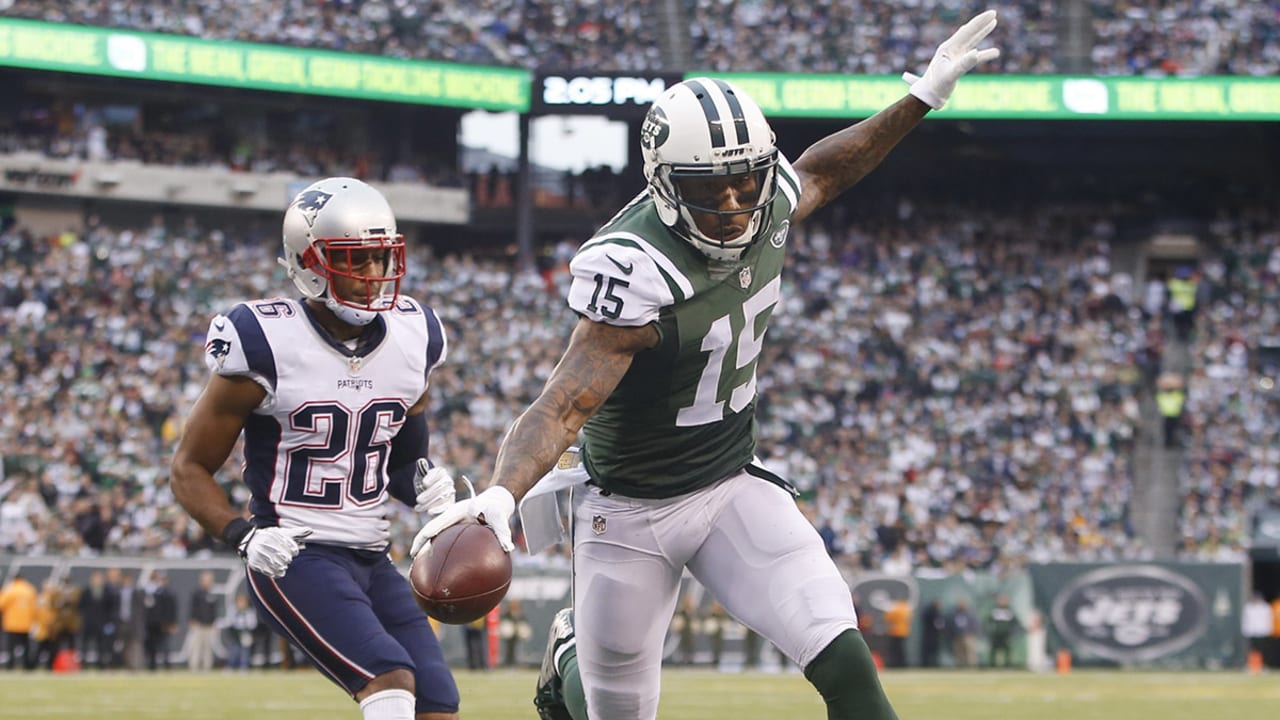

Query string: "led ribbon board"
[0, 18, 529, 111]
[693, 73, 1280, 121]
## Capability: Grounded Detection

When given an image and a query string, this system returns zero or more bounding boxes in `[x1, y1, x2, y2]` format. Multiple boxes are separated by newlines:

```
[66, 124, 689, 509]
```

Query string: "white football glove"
[239, 526, 313, 578]
[413, 460, 456, 515]
[411, 485, 515, 557]
[902, 9, 1001, 110]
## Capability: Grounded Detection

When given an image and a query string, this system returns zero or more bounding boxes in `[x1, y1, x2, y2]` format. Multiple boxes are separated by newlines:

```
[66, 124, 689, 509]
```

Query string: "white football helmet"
[640, 77, 779, 262]
[279, 177, 405, 326]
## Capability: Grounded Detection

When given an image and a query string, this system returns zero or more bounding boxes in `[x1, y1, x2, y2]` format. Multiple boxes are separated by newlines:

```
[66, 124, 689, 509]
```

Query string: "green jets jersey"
[565, 155, 801, 498]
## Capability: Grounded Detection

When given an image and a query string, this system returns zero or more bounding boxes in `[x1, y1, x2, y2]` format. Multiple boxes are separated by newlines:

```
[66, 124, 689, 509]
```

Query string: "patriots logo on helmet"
[293, 189, 334, 228]
[640, 106, 670, 150]
[205, 337, 233, 368]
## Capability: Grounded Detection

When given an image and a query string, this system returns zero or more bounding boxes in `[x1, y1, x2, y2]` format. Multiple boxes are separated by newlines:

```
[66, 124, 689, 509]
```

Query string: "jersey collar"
[301, 299, 388, 359]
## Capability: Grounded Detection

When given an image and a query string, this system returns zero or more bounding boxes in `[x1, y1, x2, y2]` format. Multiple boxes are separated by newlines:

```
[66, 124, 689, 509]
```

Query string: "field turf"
[2, 668, 1275, 719]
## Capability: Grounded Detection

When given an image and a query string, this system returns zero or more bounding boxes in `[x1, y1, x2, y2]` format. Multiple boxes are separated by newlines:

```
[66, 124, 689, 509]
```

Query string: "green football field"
[1, 668, 1276, 719]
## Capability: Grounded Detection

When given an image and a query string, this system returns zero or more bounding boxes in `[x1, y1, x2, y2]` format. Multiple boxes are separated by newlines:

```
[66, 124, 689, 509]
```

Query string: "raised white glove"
[411, 485, 515, 557]
[240, 526, 313, 578]
[413, 460, 456, 515]
[902, 10, 1001, 109]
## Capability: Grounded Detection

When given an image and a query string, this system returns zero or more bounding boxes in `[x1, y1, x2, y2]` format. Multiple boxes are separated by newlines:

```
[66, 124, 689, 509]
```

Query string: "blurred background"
[0, 0, 1278, 678]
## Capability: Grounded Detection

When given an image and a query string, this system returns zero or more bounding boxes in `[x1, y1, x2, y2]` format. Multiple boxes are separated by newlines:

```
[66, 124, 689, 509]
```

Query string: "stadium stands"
[1, 0, 1276, 576]
[1176, 205, 1280, 562]
[0, 200, 1202, 570]
[4, 0, 1277, 75]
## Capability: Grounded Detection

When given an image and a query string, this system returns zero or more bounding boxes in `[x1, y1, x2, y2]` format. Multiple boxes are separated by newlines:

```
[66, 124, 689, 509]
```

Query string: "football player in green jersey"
[417, 10, 1001, 720]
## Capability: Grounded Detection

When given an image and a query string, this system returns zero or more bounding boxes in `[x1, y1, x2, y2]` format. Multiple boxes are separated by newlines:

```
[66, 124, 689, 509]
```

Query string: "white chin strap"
[679, 207, 762, 263]
[326, 295, 388, 326]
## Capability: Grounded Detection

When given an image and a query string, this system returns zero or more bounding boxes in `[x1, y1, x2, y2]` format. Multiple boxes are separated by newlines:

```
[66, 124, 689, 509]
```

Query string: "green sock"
[803, 630, 899, 720]
[559, 648, 590, 720]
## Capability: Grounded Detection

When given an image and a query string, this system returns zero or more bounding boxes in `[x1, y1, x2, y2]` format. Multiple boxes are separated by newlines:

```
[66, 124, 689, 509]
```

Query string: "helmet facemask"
[302, 238, 405, 322]
[657, 151, 779, 263]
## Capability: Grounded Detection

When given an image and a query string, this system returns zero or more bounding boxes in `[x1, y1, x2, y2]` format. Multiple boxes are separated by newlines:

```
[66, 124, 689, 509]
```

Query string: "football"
[410, 520, 512, 625]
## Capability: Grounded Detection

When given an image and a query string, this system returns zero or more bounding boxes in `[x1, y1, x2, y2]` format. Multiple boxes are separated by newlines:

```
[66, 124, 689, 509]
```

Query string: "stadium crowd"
[1176, 204, 1280, 562]
[4, 0, 1279, 75]
[0, 100, 465, 189]
[12, 193, 1268, 573]
[1090, 0, 1280, 77]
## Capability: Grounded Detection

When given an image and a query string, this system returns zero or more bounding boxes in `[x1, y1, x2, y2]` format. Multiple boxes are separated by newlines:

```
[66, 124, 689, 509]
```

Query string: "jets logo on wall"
[1051, 565, 1209, 663]
[850, 573, 919, 614]
[293, 189, 333, 228]
[640, 106, 670, 150]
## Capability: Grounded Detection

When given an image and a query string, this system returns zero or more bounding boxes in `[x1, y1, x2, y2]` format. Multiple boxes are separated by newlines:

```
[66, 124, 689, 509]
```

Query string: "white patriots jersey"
[203, 296, 447, 550]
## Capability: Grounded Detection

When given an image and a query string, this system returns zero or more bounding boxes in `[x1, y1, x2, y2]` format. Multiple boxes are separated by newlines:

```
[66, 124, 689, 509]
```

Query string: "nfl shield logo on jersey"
[738, 267, 752, 289]
[591, 515, 607, 535]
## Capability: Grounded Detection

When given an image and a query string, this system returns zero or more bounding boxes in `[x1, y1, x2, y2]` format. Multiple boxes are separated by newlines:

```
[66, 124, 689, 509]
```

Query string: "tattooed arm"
[493, 317, 658, 502]
[789, 96, 930, 225]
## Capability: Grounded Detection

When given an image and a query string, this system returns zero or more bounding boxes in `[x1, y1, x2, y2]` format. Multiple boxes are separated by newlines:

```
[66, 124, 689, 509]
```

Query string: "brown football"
[410, 520, 512, 625]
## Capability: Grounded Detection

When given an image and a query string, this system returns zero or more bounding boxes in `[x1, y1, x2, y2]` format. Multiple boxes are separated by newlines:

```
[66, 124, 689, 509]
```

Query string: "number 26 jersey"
[202, 296, 447, 550]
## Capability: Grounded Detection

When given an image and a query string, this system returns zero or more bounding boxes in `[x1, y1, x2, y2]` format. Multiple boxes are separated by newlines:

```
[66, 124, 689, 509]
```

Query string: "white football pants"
[571, 468, 858, 720]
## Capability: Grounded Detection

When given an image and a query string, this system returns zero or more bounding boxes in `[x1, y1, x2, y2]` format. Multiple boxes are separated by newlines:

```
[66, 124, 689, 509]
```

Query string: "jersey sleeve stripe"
[777, 155, 801, 214]
[424, 306, 446, 370]
[227, 304, 278, 391]
[581, 231, 694, 302]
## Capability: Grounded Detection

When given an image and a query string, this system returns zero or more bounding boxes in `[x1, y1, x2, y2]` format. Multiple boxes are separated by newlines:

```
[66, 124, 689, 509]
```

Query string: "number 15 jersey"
[566, 155, 801, 499]
[202, 296, 447, 550]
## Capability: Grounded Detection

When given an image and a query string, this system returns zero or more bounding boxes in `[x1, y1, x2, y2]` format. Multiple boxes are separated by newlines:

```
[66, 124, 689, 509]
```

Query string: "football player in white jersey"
[171, 178, 460, 720]
[414, 12, 1001, 720]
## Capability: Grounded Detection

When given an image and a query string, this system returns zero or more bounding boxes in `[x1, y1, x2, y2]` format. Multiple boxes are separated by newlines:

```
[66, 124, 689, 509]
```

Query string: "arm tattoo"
[492, 320, 652, 500]
[792, 96, 930, 217]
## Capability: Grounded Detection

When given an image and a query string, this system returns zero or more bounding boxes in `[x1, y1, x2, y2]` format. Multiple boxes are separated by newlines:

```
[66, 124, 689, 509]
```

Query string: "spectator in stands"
[949, 599, 978, 668]
[1242, 591, 1274, 668]
[984, 593, 1021, 668]
[220, 592, 257, 673]
[1272, 596, 1280, 668]
[920, 599, 945, 668]
[114, 571, 146, 670]
[673, 593, 698, 666]
[1155, 373, 1186, 448]
[142, 571, 177, 670]
[1166, 265, 1199, 341]
[500, 598, 531, 668]
[30, 578, 61, 670]
[0, 572, 37, 669]
[186, 570, 219, 672]
[464, 616, 488, 671]
[79, 570, 117, 669]
[883, 597, 913, 668]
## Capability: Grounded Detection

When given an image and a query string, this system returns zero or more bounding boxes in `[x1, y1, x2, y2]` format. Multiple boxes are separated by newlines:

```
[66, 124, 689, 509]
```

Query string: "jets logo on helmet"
[641, 78, 780, 263]
[640, 106, 670, 150]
